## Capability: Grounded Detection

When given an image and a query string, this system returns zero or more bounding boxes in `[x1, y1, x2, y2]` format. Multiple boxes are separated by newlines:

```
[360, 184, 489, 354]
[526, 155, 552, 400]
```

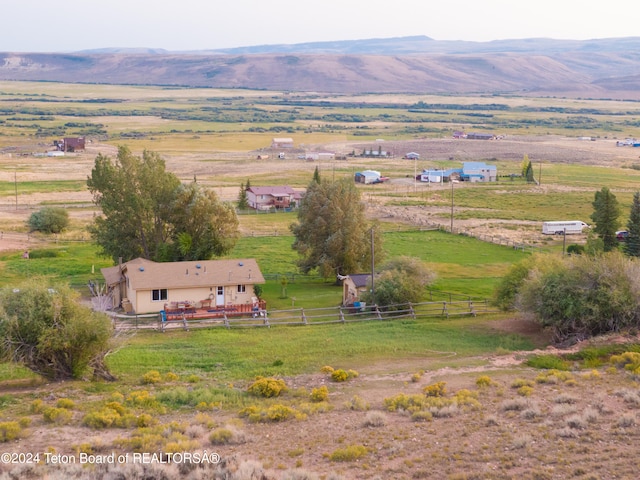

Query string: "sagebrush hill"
[1, 36, 639, 97]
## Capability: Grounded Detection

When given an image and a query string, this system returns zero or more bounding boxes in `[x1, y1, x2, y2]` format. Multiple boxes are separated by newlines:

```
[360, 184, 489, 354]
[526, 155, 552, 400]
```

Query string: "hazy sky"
[4, 0, 639, 52]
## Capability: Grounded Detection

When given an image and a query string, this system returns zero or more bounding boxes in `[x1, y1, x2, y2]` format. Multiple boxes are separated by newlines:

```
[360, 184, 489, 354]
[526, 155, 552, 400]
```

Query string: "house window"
[237, 285, 246, 293]
[152, 289, 168, 301]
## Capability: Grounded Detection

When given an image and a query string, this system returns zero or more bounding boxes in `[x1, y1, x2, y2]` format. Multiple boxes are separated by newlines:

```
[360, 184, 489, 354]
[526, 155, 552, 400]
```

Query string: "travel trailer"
[542, 221, 589, 235]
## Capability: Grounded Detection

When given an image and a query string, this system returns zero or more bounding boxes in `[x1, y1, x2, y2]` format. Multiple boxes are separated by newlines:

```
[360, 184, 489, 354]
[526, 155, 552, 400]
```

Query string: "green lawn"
[106, 314, 533, 382]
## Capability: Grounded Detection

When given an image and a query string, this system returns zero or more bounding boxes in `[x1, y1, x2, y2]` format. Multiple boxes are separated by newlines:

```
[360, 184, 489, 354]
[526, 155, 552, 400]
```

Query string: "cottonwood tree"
[625, 191, 640, 257]
[167, 182, 240, 261]
[590, 186, 621, 252]
[290, 177, 382, 278]
[0, 280, 115, 381]
[87, 146, 239, 262]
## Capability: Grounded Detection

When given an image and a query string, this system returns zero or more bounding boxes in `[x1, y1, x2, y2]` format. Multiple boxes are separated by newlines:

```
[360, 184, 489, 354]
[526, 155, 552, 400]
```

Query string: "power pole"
[450, 180, 454, 232]
[370, 227, 375, 303]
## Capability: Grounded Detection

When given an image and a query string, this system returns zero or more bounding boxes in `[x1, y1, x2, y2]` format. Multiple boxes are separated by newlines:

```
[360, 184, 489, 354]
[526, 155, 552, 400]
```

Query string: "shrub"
[267, 404, 296, 422]
[27, 207, 69, 234]
[476, 375, 494, 387]
[424, 381, 447, 397]
[142, 370, 163, 384]
[511, 378, 534, 388]
[362, 411, 387, 427]
[136, 413, 156, 428]
[329, 445, 369, 462]
[360, 256, 435, 308]
[30, 399, 45, 414]
[43, 407, 72, 425]
[330, 369, 349, 382]
[209, 428, 234, 445]
[247, 377, 287, 398]
[56, 398, 75, 410]
[0, 421, 21, 442]
[411, 411, 433, 422]
[517, 386, 534, 397]
[320, 365, 334, 374]
[310, 386, 329, 402]
[0, 280, 114, 381]
[344, 395, 369, 411]
[517, 252, 640, 342]
[165, 372, 180, 382]
[82, 408, 122, 429]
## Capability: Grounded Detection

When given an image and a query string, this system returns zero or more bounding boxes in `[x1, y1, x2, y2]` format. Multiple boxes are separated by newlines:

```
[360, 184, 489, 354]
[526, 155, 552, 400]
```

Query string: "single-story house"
[340, 274, 371, 306]
[246, 186, 303, 210]
[405, 152, 420, 160]
[101, 257, 265, 314]
[271, 137, 294, 149]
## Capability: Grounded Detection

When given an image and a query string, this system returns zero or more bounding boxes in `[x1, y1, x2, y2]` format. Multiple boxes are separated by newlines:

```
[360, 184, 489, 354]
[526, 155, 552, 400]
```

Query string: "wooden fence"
[108, 298, 498, 332]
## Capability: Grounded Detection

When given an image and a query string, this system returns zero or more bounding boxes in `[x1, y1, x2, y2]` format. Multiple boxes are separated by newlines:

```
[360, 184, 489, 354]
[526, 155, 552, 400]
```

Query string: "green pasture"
[0, 180, 86, 197]
[106, 315, 534, 382]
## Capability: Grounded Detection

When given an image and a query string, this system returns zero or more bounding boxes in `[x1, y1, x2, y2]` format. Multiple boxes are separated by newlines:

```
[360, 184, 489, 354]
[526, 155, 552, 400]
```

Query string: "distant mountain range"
[2, 36, 640, 97]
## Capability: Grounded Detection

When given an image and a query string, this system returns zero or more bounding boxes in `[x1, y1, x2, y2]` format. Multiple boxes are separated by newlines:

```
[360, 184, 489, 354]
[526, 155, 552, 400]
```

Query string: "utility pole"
[370, 227, 375, 303]
[450, 180, 454, 232]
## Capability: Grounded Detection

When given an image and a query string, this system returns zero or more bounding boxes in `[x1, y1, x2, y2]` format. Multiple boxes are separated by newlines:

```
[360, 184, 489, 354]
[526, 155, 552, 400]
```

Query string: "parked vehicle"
[616, 230, 629, 241]
[542, 221, 589, 235]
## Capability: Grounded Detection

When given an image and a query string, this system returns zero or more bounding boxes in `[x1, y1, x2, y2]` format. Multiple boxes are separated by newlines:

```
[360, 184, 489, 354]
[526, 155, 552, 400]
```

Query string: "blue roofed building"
[461, 162, 497, 182]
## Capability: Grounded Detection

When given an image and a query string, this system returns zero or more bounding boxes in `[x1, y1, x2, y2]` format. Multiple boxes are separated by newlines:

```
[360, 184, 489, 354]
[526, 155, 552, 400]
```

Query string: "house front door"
[216, 286, 224, 307]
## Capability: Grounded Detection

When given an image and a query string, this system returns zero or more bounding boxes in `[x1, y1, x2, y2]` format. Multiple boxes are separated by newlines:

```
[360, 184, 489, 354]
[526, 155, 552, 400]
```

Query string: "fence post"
[375, 305, 382, 320]
[263, 310, 270, 327]
[224, 312, 230, 328]
[442, 302, 448, 318]
[469, 300, 476, 317]
[409, 302, 416, 319]
[339, 307, 345, 323]
[301, 308, 307, 325]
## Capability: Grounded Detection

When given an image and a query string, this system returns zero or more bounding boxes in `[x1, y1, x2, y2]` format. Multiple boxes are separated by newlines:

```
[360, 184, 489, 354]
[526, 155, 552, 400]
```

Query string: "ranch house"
[101, 257, 265, 314]
[246, 185, 302, 210]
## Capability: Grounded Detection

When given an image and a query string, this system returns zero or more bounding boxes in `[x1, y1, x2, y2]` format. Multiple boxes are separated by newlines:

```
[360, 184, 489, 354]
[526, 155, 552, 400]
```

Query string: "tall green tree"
[590, 186, 621, 252]
[87, 146, 238, 262]
[87, 146, 179, 262]
[312, 165, 321, 183]
[167, 182, 240, 261]
[626, 191, 640, 257]
[237, 182, 249, 210]
[290, 177, 382, 278]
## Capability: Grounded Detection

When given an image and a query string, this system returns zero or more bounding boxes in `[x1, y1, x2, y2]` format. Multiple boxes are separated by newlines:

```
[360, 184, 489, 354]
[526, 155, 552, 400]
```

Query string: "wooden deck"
[161, 300, 267, 322]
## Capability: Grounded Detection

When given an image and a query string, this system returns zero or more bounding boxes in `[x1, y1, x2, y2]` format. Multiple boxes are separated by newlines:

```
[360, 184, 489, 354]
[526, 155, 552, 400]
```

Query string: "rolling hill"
[1, 36, 639, 97]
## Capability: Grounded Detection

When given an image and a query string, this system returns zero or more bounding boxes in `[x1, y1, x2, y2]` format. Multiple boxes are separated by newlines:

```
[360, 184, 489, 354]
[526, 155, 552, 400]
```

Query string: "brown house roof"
[102, 258, 265, 291]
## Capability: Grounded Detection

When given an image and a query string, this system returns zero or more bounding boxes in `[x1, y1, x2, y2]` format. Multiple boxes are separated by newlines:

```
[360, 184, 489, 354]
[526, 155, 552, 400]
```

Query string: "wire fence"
[108, 298, 498, 332]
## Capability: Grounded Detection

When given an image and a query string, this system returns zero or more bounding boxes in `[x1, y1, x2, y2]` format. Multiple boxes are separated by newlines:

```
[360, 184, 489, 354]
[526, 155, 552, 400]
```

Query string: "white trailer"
[542, 221, 589, 235]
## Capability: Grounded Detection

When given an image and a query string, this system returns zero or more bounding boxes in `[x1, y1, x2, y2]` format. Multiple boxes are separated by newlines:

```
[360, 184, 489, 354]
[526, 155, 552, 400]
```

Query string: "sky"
[4, 0, 640, 52]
